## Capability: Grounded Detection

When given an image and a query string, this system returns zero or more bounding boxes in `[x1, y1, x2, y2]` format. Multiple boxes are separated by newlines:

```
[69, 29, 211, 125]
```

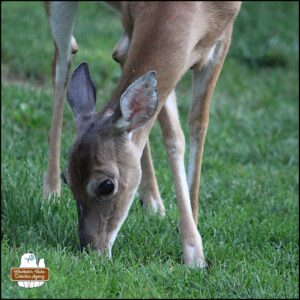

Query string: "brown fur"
[45, 1, 241, 266]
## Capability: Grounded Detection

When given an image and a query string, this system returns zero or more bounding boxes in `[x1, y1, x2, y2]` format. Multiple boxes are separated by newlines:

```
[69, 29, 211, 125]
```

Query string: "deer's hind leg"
[188, 27, 233, 225]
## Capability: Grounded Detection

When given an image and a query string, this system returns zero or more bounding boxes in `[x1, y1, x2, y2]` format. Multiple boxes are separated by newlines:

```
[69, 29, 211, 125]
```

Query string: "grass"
[1, 1, 299, 298]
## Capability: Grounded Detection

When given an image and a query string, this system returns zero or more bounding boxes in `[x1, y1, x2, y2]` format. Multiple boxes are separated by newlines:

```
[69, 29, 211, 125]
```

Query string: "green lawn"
[1, 1, 299, 299]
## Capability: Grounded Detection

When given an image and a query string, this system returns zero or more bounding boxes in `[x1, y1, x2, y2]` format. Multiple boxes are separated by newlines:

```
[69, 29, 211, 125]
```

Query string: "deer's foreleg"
[139, 141, 165, 216]
[158, 91, 207, 268]
[43, 2, 78, 198]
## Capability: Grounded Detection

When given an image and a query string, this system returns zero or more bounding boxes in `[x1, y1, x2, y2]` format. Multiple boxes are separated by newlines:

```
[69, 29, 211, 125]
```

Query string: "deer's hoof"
[140, 194, 166, 217]
[43, 173, 61, 199]
[183, 243, 207, 269]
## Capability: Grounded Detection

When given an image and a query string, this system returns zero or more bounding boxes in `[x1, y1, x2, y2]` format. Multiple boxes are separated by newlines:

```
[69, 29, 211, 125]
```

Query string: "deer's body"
[44, 1, 241, 267]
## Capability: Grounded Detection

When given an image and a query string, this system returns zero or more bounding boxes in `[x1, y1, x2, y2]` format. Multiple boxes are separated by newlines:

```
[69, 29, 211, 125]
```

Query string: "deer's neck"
[102, 3, 197, 123]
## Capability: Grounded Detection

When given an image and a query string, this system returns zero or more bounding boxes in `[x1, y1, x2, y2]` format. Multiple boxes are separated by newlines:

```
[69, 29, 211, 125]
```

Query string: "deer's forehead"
[69, 131, 132, 178]
[71, 133, 117, 164]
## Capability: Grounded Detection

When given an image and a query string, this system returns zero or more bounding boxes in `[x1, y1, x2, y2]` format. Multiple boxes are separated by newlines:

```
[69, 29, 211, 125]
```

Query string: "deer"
[44, 1, 241, 268]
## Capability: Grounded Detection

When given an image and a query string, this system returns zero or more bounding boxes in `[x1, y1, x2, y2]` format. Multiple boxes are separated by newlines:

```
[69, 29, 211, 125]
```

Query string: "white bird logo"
[18, 253, 45, 288]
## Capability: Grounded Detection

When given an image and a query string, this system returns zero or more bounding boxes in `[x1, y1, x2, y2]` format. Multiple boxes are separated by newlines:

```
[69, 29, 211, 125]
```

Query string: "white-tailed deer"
[44, 1, 241, 267]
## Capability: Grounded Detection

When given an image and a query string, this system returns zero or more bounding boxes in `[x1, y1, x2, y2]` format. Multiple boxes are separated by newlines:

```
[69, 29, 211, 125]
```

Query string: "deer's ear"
[67, 62, 96, 118]
[113, 71, 158, 132]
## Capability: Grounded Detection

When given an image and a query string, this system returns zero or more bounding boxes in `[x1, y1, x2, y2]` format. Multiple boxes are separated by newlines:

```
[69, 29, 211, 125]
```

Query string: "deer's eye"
[95, 179, 115, 197]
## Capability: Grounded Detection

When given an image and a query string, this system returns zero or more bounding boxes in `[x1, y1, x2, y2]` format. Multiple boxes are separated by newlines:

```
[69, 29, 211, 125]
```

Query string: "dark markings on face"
[68, 135, 94, 199]
[67, 115, 117, 200]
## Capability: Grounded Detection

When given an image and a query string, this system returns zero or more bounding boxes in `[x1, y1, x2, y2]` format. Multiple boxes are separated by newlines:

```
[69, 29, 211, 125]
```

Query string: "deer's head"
[65, 62, 158, 257]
